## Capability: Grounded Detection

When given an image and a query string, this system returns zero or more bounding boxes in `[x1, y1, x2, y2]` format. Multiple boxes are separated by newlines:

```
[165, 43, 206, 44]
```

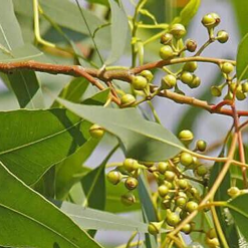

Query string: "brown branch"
[157, 89, 248, 117]
[0, 58, 245, 115]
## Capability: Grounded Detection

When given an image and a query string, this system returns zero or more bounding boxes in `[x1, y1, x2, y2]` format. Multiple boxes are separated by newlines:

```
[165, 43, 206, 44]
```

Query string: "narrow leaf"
[172, 0, 201, 26]
[237, 33, 248, 81]
[55, 201, 148, 232]
[0, 0, 44, 108]
[57, 99, 183, 162]
[105, 0, 130, 65]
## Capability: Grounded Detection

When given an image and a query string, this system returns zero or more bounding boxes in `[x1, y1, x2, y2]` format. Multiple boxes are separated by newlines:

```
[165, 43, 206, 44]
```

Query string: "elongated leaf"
[0, 109, 89, 185]
[55, 201, 148, 232]
[172, 0, 201, 26]
[138, 174, 157, 248]
[57, 99, 183, 162]
[81, 146, 118, 210]
[0, 161, 102, 248]
[237, 33, 248, 81]
[56, 139, 99, 199]
[0, 44, 48, 63]
[228, 194, 248, 243]
[105, 0, 130, 65]
[0, 0, 44, 109]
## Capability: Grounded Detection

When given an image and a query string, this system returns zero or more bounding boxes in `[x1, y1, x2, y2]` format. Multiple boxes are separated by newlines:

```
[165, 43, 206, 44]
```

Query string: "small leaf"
[172, 0, 201, 26]
[237, 33, 248, 81]
[57, 99, 183, 162]
[0, 161, 102, 248]
[54, 201, 149, 232]
[105, 0, 130, 65]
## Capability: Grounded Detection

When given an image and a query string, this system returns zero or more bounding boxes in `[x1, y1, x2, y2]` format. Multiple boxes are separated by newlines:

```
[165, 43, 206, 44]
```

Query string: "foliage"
[0, 0, 247, 248]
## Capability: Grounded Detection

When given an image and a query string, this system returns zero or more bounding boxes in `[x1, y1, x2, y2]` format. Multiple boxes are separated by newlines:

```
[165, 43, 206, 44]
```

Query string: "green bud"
[227, 186, 240, 198]
[107, 170, 122, 185]
[161, 74, 177, 89]
[170, 23, 186, 39]
[185, 201, 199, 213]
[217, 30, 229, 43]
[123, 158, 139, 172]
[196, 140, 207, 152]
[183, 62, 198, 72]
[221, 62, 234, 74]
[131, 75, 148, 90]
[178, 130, 194, 144]
[140, 70, 154, 82]
[166, 212, 180, 226]
[157, 162, 169, 174]
[148, 221, 164, 235]
[121, 193, 136, 206]
[158, 184, 169, 197]
[159, 45, 174, 60]
[125, 177, 138, 190]
[180, 152, 193, 167]
[89, 124, 105, 139]
[211, 86, 222, 97]
[120, 94, 136, 107]
[160, 33, 173, 45]
[180, 71, 194, 85]
[242, 82, 248, 93]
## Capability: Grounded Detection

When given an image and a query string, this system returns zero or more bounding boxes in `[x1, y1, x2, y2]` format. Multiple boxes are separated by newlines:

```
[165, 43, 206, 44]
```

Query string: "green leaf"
[57, 99, 183, 162]
[105, 0, 130, 65]
[0, 43, 48, 62]
[52, 78, 90, 108]
[85, 0, 109, 6]
[138, 174, 157, 248]
[56, 139, 99, 199]
[172, 0, 201, 26]
[0, 161, 102, 248]
[55, 88, 109, 199]
[82, 89, 110, 105]
[230, 0, 248, 38]
[55, 201, 148, 232]
[228, 194, 248, 243]
[0, 0, 44, 109]
[0, 108, 89, 185]
[236, 33, 248, 81]
[81, 146, 118, 210]
[209, 149, 239, 248]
